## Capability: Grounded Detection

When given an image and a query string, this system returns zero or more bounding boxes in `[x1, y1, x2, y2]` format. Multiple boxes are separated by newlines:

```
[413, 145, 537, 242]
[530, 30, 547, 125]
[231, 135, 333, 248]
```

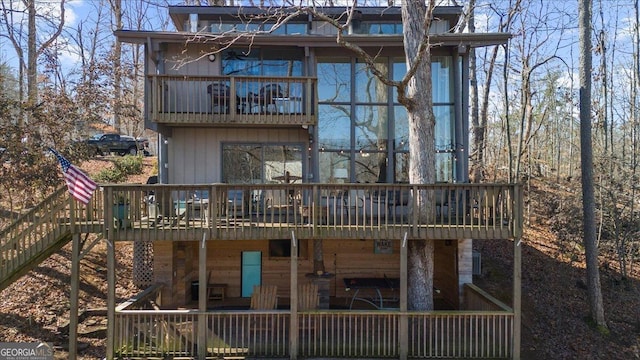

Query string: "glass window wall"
[317, 54, 457, 184]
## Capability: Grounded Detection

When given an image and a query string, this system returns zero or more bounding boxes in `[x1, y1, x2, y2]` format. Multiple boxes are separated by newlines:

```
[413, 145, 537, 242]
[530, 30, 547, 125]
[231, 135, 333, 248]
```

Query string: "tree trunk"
[402, 0, 436, 311]
[111, 0, 123, 133]
[27, 0, 37, 113]
[578, 0, 607, 329]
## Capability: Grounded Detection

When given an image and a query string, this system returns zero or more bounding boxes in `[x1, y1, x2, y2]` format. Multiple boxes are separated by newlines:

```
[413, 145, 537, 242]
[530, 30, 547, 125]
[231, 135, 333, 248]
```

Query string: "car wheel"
[128, 147, 137, 156]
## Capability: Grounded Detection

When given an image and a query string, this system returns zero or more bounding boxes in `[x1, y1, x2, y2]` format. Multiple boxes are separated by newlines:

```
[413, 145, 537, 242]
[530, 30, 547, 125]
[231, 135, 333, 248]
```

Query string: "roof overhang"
[115, 30, 511, 50]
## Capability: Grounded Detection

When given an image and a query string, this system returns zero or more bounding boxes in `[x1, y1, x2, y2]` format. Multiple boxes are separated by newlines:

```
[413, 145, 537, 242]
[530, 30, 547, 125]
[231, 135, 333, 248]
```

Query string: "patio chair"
[250, 285, 278, 310]
[298, 283, 319, 311]
[207, 271, 227, 302]
[207, 82, 237, 114]
[257, 83, 283, 113]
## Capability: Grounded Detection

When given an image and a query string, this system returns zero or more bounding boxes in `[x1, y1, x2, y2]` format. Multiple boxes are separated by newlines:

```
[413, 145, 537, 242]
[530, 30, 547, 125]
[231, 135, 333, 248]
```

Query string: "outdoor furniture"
[257, 83, 283, 113]
[207, 272, 227, 301]
[207, 82, 236, 114]
[298, 283, 319, 311]
[343, 277, 399, 310]
[250, 285, 278, 310]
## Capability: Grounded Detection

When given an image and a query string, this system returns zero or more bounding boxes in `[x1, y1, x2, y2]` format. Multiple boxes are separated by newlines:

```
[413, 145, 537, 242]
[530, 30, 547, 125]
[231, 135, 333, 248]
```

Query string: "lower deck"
[116, 283, 513, 359]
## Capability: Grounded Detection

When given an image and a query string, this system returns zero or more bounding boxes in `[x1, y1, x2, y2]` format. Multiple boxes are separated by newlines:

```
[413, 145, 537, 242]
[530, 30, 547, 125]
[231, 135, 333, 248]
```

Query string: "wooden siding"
[164, 43, 221, 77]
[169, 127, 307, 184]
[155, 238, 458, 307]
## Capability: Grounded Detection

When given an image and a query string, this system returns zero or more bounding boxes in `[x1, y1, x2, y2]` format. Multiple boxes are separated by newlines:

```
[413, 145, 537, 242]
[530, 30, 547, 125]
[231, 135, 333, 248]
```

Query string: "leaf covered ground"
[1, 161, 639, 359]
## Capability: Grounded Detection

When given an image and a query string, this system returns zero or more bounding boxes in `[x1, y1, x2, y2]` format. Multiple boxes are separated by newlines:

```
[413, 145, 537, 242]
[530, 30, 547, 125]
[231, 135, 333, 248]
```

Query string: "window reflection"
[318, 60, 351, 102]
[319, 105, 350, 150]
[317, 55, 456, 183]
[355, 105, 387, 151]
[355, 151, 387, 183]
[355, 61, 388, 103]
[318, 151, 350, 183]
[435, 105, 454, 151]
[222, 144, 303, 184]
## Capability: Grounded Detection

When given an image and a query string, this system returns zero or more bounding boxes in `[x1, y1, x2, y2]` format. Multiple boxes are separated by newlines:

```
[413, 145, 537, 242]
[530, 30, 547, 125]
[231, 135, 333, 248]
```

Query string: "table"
[343, 277, 399, 310]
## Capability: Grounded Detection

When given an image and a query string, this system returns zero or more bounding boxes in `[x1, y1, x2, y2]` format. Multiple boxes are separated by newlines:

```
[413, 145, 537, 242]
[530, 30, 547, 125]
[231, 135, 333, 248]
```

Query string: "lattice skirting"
[133, 240, 153, 287]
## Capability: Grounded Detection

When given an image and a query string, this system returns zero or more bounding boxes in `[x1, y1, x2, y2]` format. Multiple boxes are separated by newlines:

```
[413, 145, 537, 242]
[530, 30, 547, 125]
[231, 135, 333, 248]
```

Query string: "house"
[111, 4, 520, 359]
[0, 4, 520, 360]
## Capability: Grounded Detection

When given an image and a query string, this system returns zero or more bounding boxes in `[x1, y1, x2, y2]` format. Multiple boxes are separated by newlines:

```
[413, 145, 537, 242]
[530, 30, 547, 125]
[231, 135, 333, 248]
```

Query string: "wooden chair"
[207, 271, 227, 302]
[250, 285, 278, 310]
[298, 283, 319, 311]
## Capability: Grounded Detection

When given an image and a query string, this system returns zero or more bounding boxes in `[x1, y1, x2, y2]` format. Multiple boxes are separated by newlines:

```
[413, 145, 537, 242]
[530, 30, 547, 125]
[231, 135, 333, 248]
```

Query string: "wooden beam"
[399, 232, 408, 360]
[198, 233, 207, 360]
[513, 236, 522, 360]
[68, 233, 80, 360]
[106, 187, 115, 360]
[289, 231, 298, 360]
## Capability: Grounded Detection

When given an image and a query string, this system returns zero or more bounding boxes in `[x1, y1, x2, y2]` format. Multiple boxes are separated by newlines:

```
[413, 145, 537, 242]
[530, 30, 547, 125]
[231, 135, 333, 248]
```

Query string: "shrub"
[114, 155, 143, 175]
[94, 155, 143, 183]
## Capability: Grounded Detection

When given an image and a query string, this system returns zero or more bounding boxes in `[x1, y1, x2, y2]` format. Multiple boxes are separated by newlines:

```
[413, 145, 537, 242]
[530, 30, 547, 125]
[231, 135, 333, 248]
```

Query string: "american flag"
[50, 148, 97, 204]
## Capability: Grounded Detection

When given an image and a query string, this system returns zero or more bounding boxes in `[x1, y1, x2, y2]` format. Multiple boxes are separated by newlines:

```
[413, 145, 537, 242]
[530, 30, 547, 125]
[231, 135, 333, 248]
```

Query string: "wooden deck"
[114, 284, 514, 359]
[95, 183, 521, 242]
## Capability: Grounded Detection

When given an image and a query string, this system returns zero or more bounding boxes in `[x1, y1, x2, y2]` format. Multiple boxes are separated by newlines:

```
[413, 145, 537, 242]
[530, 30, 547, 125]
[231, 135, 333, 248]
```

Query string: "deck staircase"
[0, 186, 76, 291]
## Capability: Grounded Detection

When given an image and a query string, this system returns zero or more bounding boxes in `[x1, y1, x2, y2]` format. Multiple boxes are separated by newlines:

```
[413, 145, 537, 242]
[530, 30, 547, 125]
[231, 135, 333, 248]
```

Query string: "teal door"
[241, 251, 262, 297]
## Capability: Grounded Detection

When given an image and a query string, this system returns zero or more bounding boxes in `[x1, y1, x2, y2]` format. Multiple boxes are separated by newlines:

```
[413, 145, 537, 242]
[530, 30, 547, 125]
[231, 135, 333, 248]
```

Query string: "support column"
[198, 233, 207, 359]
[289, 232, 298, 360]
[106, 187, 115, 360]
[399, 232, 408, 360]
[106, 244, 116, 357]
[513, 184, 523, 360]
[513, 237, 522, 360]
[68, 233, 80, 360]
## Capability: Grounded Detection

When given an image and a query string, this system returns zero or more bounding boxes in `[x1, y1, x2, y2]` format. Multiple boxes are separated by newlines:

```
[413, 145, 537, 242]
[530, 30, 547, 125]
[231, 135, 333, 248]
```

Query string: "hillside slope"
[476, 179, 640, 359]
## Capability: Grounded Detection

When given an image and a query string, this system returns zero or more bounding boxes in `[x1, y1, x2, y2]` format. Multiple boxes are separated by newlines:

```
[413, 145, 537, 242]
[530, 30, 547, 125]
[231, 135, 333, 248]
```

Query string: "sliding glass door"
[222, 143, 304, 184]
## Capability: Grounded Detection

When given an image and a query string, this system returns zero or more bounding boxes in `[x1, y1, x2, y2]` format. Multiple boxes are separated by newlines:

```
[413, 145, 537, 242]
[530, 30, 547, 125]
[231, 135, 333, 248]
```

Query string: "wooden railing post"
[68, 232, 80, 360]
[513, 184, 523, 360]
[290, 231, 298, 359]
[399, 232, 408, 360]
[198, 232, 207, 359]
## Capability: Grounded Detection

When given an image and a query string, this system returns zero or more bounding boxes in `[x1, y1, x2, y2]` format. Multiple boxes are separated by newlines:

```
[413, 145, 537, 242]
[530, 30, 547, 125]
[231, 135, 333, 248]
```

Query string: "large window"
[318, 55, 457, 183]
[222, 48, 303, 77]
[222, 143, 304, 184]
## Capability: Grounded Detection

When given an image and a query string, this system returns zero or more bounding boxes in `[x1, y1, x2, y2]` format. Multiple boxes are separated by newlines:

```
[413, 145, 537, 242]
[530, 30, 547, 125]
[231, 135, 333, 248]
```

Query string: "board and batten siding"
[163, 44, 221, 114]
[168, 127, 308, 184]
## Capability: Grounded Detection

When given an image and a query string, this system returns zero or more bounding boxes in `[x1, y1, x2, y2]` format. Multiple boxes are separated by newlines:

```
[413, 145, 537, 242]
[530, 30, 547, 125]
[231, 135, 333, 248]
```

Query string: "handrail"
[0, 186, 103, 290]
[114, 308, 514, 359]
[147, 74, 317, 126]
[463, 283, 513, 311]
[102, 182, 521, 241]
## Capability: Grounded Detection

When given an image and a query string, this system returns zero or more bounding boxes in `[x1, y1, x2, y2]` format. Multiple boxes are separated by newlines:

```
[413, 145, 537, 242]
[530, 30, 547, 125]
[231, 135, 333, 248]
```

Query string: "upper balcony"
[148, 75, 317, 127]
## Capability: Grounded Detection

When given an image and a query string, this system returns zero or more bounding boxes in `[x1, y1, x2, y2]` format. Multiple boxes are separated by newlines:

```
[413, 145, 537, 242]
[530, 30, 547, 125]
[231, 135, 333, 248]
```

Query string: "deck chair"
[250, 285, 278, 310]
[298, 283, 319, 311]
[207, 271, 226, 302]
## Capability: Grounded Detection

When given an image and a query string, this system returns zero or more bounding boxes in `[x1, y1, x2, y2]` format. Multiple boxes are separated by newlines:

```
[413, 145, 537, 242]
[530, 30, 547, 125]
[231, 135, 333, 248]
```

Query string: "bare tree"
[0, 0, 66, 120]
[578, 0, 607, 330]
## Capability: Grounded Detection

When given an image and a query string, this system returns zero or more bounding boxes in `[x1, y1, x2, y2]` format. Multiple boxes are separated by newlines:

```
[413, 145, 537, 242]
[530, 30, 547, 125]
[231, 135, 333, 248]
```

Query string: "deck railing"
[148, 74, 317, 126]
[114, 309, 513, 358]
[0, 186, 103, 289]
[101, 183, 521, 241]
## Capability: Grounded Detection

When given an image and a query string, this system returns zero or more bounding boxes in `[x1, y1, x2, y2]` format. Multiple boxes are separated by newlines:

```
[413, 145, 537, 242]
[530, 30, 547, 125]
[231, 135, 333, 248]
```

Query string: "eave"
[114, 29, 511, 49]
